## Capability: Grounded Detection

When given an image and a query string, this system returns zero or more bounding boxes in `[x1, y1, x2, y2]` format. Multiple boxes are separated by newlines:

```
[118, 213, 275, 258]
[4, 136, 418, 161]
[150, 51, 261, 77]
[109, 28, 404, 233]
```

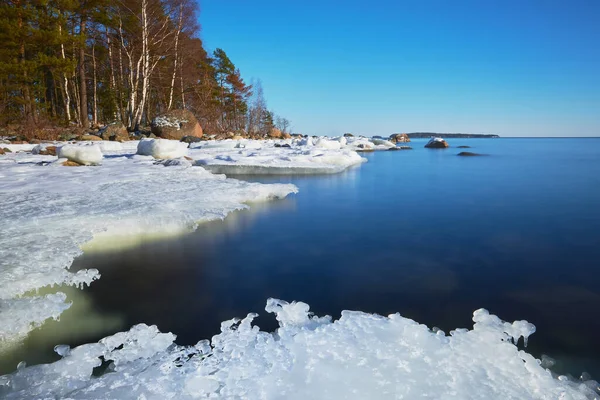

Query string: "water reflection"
[0, 286, 124, 375]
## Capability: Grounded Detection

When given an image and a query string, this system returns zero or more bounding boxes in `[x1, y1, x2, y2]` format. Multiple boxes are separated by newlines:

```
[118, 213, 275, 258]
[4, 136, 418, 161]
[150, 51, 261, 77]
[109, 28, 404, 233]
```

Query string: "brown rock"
[39, 146, 57, 156]
[100, 123, 129, 141]
[151, 109, 203, 140]
[268, 128, 283, 139]
[389, 133, 410, 143]
[424, 138, 449, 148]
[0, 148, 5, 155]
[62, 160, 82, 166]
[232, 135, 245, 140]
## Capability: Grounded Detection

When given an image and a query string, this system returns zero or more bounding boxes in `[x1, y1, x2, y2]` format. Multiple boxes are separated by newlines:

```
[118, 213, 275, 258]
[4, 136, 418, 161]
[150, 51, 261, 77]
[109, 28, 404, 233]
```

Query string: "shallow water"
[4, 138, 600, 377]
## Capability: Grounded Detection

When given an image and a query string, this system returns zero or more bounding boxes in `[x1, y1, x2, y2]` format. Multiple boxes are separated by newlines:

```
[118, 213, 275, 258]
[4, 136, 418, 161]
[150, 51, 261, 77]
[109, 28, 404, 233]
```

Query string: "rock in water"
[389, 133, 411, 143]
[457, 151, 484, 156]
[151, 109, 203, 140]
[457, 145, 471, 149]
[424, 137, 449, 148]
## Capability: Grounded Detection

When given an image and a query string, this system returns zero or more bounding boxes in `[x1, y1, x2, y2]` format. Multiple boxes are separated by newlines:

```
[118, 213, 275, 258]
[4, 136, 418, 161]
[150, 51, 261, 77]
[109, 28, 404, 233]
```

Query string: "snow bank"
[137, 138, 188, 159]
[0, 145, 297, 343]
[0, 299, 596, 399]
[57, 145, 103, 165]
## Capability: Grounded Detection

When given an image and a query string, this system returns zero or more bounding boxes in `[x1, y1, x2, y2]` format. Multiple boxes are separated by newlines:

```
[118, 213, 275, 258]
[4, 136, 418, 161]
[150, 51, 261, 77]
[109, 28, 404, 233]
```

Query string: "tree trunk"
[92, 43, 97, 126]
[79, 16, 89, 128]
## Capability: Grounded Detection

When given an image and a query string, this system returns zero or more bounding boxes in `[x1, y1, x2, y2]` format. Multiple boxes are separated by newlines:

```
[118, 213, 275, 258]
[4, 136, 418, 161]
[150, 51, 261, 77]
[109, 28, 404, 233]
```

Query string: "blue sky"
[199, 1, 600, 137]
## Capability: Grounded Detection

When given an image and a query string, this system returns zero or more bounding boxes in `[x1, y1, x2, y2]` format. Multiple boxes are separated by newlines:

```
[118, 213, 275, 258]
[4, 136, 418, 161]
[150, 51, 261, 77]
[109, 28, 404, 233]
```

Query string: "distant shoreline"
[405, 133, 500, 139]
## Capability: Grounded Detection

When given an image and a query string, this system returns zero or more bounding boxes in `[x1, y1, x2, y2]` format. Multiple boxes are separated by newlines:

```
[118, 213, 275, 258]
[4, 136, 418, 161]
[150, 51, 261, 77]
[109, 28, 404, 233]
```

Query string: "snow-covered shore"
[0, 139, 303, 346]
[0, 138, 597, 399]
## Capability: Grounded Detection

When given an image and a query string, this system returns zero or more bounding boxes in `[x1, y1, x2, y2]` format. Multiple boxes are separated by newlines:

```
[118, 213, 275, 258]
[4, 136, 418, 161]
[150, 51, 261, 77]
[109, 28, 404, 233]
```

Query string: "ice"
[0, 143, 297, 343]
[0, 299, 596, 399]
[191, 139, 366, 175]
[57, 144, 103, 165]
[314, 137, 342, 150]
[136, 138, 188, 159]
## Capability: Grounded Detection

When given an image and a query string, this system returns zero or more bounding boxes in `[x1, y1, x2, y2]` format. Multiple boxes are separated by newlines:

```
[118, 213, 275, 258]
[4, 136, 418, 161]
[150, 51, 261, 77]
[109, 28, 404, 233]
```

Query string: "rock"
[100, 123, 129, 141]
[399, 146, 413, 150]
[268, 128, 283, 139]
[424, 138, 449, 148]
[274, 143, 291, 148]
[0, 148, 6, 155]
[180, 136, 203, 144]
[457, 145, 471, 149]
[232, 135, 245, 140]
[62, 160, 82, 167]
[344, 133, 354, 137]
[388, 146, 401, 151]
[39, 146, 57, 156]
[78, 134, 103, 141]
[457, 152, 485, 156]
[282, 132, 292, 139]
[151, 109, 203, 140]
[389, 133, 410, 143]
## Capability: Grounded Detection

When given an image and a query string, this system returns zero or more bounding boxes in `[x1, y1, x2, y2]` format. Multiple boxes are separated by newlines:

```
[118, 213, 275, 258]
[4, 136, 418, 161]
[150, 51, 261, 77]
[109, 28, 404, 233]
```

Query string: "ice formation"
[136, 138, 188, 159]
[0, 143, 297, 344]
[190, 138, 367, 175]
[0, 299, 597, 399]
[57, 144, 103, 165]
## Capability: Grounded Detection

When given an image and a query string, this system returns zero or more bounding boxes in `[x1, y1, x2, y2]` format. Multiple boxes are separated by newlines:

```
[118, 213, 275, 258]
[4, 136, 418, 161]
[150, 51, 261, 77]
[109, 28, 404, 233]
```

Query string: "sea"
[2, 137, 600, 378]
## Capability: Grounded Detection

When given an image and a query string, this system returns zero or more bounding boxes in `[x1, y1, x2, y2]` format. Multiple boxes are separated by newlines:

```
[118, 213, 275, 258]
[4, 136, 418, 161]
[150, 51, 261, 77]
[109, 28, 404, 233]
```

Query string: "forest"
[0, 0, 289, 137]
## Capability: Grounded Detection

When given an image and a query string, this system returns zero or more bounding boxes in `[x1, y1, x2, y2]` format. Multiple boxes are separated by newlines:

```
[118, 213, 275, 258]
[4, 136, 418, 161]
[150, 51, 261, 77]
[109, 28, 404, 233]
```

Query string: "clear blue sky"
[199, 0, 600, 137]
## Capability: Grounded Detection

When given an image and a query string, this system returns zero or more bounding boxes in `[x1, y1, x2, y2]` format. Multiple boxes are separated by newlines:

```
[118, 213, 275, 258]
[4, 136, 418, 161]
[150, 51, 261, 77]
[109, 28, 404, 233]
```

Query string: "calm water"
[4, 138, 600, 377]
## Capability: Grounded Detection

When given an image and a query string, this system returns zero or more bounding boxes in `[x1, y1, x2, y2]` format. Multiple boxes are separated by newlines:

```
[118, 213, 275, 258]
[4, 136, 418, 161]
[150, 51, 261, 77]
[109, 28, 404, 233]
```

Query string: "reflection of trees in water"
[0, 285, 124, 375]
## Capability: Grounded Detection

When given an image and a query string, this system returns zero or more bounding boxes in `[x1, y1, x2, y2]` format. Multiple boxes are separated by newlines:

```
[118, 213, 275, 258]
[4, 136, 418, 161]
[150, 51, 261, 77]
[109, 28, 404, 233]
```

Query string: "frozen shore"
[0, 138, 597, 399]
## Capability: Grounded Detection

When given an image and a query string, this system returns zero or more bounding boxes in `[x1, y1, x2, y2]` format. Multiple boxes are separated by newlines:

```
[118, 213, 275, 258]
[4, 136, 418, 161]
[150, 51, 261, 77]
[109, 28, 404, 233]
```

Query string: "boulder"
[100, 123, 129, 141]
[35, 145, 57, 156]
[0, 148, 6, 155]
[424, 138, 449, 148]
[399, 146, 413, 150]
[344, 133, 354, 137]
[389, 133, 410, 143]
[457, 151, 484, 156]
[151, 109, 203, 140]
[457, 145, 471, 149]
[268, 128, 283, 139]
[62, 160, 82, 167]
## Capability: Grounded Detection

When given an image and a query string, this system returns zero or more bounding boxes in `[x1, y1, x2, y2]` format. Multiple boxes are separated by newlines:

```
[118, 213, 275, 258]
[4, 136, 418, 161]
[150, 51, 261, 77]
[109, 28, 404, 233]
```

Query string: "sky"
[198, 0, 600, 137]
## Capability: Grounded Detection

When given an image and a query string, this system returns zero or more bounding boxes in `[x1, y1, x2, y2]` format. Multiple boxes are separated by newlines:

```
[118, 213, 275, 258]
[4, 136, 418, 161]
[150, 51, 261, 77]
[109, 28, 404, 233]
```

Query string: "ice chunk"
[136, 138, 188, 159]
[314, 137, 342, 150]
[57, 144, 102, 165]
[0, 300, 595, 399]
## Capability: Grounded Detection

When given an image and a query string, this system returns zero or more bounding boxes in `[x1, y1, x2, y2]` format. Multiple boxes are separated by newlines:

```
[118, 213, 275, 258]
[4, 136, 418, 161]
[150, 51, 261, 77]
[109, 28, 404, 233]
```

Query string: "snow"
[57, 144, 103, 165]
[0, 299, 597, 399]
[0, 143, 297, 344]
[137, 138, 188, 159]
[190, 138, 367, 175]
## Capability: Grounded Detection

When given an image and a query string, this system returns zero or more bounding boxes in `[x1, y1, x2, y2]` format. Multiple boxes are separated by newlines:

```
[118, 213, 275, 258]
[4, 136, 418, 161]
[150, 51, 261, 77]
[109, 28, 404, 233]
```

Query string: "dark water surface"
[7, 138, 600, 377]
